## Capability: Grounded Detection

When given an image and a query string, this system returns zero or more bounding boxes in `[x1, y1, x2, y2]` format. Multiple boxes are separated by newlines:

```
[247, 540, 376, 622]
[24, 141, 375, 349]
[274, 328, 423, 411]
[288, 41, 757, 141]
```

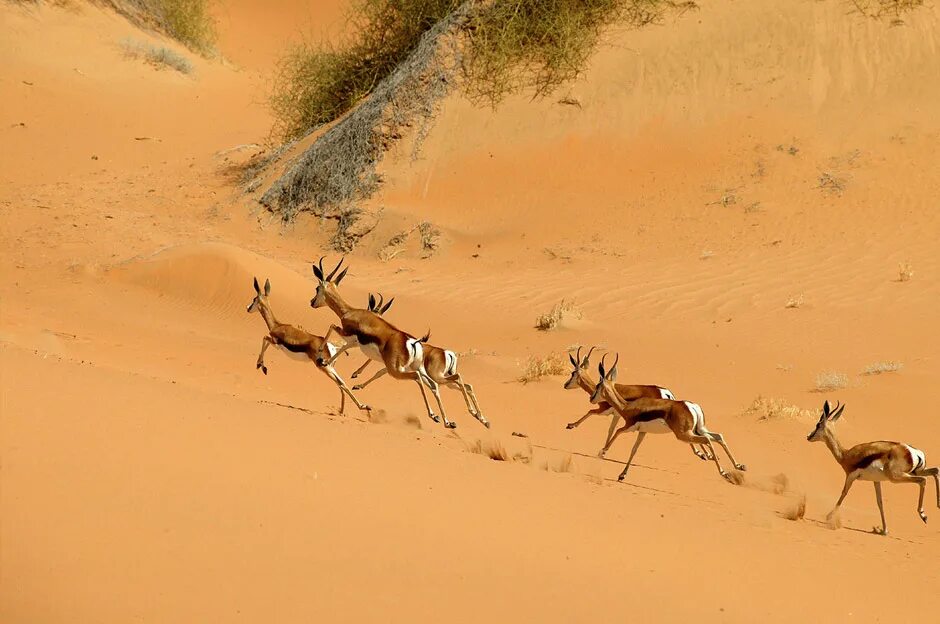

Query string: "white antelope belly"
[632, 418, 671, 434]
[856, 461, 890, 482]
[277, 344, 312, 363]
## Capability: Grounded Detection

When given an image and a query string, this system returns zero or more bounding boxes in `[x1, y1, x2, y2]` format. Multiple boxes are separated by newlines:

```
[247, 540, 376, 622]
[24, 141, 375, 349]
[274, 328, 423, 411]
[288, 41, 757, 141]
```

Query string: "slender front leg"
[566, 405, 611, 430]
[827, 473, 858, 524]
[353, 367, 388, 390]
[617, 432, 647, 481]
[886, 472, 928, 524]
[256, 336, 274, 374]
[685, 433, 728, 480]
[448, 376, 489, 427]
[873, 482, 887, 535]
[461, 380, 486, 423]
[351, 358, 372, 379]
[690, 445, 711, 461]
[604, 410, 620, 448]
[915, 466, 939, 508]
[320, 366, 370, 413]
[599, 422, 632, 458]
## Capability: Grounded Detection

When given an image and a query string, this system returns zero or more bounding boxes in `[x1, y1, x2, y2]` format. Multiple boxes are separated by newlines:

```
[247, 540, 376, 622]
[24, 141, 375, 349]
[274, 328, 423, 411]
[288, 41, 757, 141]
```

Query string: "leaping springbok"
[309, 257, 457, 428]
[591, 354, 746, 482]
[563, 346, 713, 460]
[808, 400, 940, 535]
[246, 277, 370, 415]
[350, 293, 491, 429]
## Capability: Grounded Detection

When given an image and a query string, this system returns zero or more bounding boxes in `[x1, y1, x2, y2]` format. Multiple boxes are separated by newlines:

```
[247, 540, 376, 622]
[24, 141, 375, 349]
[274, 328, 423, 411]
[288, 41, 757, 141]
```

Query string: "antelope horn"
[317, 256, 326, 279]
[326, 257, 344, 281]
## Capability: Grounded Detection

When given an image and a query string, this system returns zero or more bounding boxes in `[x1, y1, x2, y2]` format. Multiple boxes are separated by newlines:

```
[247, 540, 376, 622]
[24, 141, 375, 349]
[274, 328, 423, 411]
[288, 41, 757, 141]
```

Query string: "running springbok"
[350, 293, 490, 429]
[246, 277, 370, 415]
[563, 346, 712, 459]
[309, 257, 457, 428]
[808, 400, 940, 535]
[591, 354, 746, 482]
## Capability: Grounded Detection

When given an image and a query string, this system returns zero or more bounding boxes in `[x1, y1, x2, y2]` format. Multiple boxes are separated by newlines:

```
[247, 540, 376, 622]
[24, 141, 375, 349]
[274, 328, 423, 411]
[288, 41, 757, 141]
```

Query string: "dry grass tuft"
[535, 299, 583, 330]
[120, 39, 192, 73]
[782, 494, 807, 521]
[518, 352, 567, 383]
[814, 371, 849, 392]
[816, 171, 847, 195]
[378, 220, 443, 261]
[850, 0, 924, 21]
[542, 454, 575, 473]
[785, 293, 804, 309]
[469, 439, 510, 461]
[898, 261, 914, 282]
[109, 1, 216, 55]
[744, 396, 816, 422]
[861, 361, 903, 376]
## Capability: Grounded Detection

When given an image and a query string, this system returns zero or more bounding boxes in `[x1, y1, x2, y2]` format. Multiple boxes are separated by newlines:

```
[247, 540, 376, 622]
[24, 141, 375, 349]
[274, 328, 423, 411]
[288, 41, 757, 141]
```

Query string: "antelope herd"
[247, 256, 939, 536]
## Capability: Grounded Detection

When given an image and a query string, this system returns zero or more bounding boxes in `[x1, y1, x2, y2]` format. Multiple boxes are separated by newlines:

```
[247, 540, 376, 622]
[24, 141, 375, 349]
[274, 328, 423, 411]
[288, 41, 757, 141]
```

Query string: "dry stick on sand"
[245, 277, 370, 415]
[807, 400, 940, 536]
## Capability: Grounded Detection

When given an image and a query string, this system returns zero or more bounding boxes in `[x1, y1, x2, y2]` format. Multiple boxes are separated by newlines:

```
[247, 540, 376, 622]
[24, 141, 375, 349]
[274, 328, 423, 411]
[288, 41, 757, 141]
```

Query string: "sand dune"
[2, 1, 939, 623]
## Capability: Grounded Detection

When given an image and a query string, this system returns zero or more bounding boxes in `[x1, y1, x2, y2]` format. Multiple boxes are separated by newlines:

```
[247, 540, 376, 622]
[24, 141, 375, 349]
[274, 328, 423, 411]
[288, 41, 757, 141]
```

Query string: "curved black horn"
[575, 346, 582, 363]
[326, 257, 344, 281]
[318, 256, 326, 280]
[608, 353, 619, 378]
[376, 293, 385, 312]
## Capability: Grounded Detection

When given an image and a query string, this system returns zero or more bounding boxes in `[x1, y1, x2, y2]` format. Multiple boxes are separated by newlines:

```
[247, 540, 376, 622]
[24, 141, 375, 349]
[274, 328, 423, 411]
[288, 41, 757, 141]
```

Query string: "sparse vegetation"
[898, 261, 914, 282]
[816, 171, 847, 195]
[745, 396, 815, 422]
[861, 361, 903, 376]
[785, 293, 804, 309]
[542, 454, 575, 473]
[378, 220, 443, 260]
[518, 352, 567, 383]
[120, 39, 192, 73]
[108, 1, 217, 55]
[850, 0, 924, 21]
[535, 299, 583, 330]
[469, 438, 510, 461]
[814, 371, 849, 392]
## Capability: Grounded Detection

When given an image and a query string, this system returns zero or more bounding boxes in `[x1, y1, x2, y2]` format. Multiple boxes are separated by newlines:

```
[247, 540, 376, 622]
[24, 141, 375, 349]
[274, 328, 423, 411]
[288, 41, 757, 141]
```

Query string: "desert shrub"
[518, 352, 567, 383]
[121, 38, 193, 73]
[814, 371, 848, 392]
[744, 396, 815, 422]
[535, 299, 582, 330]
[861, 361, 903, 376]
[850, 0, 924, 19]
[107, 1, 216, 55]
[269, 0, 674, 140]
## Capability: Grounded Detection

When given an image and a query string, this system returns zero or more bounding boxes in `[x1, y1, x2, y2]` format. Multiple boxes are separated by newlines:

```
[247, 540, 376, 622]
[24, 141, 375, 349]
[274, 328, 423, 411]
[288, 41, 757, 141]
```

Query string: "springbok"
[562, 346, 713, 460]
[350, 293, 490, 429]
[246, 277, 370, 415]
[591, 354, 746, 482]
[808, 400, 940, 535]
[309, 257, 457, 428]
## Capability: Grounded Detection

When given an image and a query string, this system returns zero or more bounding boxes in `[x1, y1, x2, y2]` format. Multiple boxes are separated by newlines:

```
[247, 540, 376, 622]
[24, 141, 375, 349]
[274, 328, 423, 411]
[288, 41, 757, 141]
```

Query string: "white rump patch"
[404, 338, 424, 371]
[325, 342, 338, 359]
[905, 445, 927, 473]
[659, 388, 675, 400]
[684, 401, 707, 434]
[443, 350, 458, 377]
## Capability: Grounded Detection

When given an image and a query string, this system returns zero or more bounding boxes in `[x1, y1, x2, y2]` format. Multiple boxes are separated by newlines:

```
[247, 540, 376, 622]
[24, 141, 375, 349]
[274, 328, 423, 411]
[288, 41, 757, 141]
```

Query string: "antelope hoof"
[735, 463, 747, 471]
[261, 365, 268, 375]
[919, 511, 928, 524]
[720, 471, 733, 483]
[566, 423, 576, 429]
[617, 473, 626, 482]
[352, 384, 363, 391]
[483, 421, 491, 429]
[873, 526, 888, 536]
[445, 421, 457, 429]
[361, 405, 372, 412]
[430, 414, 441, 423]
[597, 449, 607, 459]
[351, 372, 359, 379]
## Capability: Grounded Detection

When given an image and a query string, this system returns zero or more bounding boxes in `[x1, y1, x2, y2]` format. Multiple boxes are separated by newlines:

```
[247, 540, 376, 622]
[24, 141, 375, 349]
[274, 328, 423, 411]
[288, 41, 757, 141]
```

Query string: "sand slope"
[2, 1, 939, 623]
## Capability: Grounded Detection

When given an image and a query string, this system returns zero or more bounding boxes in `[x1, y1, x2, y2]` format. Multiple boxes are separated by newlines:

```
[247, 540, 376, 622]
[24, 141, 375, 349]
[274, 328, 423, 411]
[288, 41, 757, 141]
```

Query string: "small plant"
[518, 353, 566, 383]
[542, 454, 575, 473]
[120, 39, 193, 74]
[114, 1, 217, 55]
[469, 439, 509, 461]
[744, 396, 815, 422]
[785, 293, 804, 309]
[417, 221, 441, 255]
[814, 371, 849, 392]
[898, 261, 913, 282]
[535, 299, 583, 331]
[816, 171, 847, 195]
[861, 361, 903, 376]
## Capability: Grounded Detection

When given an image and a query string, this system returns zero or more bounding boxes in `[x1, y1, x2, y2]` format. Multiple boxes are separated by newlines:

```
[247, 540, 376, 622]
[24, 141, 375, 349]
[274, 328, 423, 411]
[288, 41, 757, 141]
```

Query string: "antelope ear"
[597, 362, 606, 378]
[368, 294, 376, 310]
[580, 357, 590, 369]
[607, 365, 618, 382]
[823, 400, 831, 417]
[263, 279, 271, 296]
[569, 353, 578, 367]
[253, 277, 260, 293]
[312, 264, 323, 280]
[381, 297, 394, 314]
[335, 266, 349, 285]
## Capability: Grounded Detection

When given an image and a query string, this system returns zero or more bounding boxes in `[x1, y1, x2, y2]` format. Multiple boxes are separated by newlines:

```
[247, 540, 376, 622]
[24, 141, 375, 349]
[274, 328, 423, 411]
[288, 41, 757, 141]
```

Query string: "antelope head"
[589, 353, 619, 404]
[310, 256, 349, 308]
[247, 277, 270, 313]
[564, 345, 596, 390]
[807, 400, 845, 442]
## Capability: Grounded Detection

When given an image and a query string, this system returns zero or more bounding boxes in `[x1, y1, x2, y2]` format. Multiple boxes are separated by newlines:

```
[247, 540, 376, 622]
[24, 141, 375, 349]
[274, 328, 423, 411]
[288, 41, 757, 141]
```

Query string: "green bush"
[270, 0, 672, 140]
